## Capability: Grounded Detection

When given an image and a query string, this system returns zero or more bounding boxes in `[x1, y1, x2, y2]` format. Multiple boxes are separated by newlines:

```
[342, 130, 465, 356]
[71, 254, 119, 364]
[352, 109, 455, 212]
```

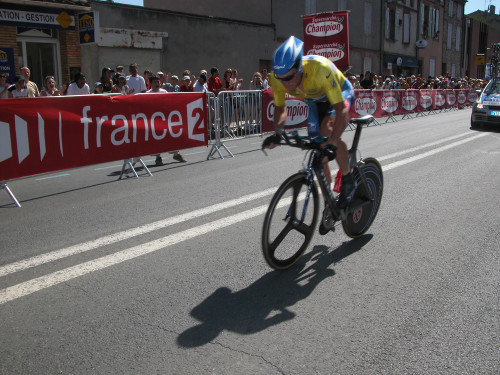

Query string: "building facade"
[3, 0, 493, 91]
[464, 6, 500, 79]
[0, 0, 90, 87]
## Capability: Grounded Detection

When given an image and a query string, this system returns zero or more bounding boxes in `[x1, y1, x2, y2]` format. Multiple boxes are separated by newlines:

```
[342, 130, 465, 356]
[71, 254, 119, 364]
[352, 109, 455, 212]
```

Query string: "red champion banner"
[0, 93, 207, 181]
[302, 11, 350, 69]
[261, 88, 478, 131]
[350, 89, 478, 118]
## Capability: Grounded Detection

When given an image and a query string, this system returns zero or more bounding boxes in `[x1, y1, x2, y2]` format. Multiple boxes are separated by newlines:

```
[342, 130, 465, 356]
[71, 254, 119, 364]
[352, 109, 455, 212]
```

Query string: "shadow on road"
[177, 234, 373, 348]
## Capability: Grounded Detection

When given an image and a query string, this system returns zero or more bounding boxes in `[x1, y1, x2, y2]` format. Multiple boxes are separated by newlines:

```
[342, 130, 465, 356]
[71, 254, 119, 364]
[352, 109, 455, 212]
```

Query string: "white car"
[471, 77, 500, 129]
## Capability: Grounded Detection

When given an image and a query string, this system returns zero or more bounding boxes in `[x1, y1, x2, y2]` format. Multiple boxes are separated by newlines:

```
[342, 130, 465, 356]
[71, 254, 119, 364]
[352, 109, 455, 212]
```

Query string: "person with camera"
[249, 72, 265, 90]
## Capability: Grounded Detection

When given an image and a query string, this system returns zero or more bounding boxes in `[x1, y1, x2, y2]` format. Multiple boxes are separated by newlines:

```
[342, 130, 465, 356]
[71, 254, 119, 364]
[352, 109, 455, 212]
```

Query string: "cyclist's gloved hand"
[324, 144, 337, 161]
[262, 133, 282, 150]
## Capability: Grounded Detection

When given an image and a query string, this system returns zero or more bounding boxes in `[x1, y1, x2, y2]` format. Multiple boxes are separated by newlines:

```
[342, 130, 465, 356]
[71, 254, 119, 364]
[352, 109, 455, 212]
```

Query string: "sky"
[111, 0, 495, 14]
[465, 0, 498, 13]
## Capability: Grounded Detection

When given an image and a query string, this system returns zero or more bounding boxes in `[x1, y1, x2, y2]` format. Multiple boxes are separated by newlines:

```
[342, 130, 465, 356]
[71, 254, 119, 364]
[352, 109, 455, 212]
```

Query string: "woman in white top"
[40, 76, 61, 96]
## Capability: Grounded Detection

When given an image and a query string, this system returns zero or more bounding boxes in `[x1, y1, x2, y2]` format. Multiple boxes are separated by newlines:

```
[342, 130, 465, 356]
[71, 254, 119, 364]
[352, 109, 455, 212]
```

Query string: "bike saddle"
[349, 115, 374, 125]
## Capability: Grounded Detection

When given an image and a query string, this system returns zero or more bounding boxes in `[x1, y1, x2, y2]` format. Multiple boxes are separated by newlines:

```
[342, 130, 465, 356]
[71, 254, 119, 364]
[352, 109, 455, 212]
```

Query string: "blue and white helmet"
[272, 36, 304, 76]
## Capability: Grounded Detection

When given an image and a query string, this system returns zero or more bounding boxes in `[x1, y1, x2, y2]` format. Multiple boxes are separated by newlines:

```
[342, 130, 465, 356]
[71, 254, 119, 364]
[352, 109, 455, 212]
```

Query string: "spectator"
[0, 72, 9, 98]
[8, 75, 32, 98]
[163, 74, 180, 92]
[360, 71, 373, 89]
[66, 72, 90, 95]
[143, 69, 153, 90]
[113, 73, 130, 94]
[40, 76, 61, 96]
[349, 75, 361, 89]
[126, 63, 147, 94]
[402, 77, 411, 89]
[93, 82, 104, 94]
[207, 67, 223, 95]
[193, 73, 208, 92]
[231, 68, 243, 90]
[116, 65, 124, 75]
[179, 75, 193, 92]
[382, 77, 393, 90]
[99, 67, 114, 92]
[146, 75, 167, 93]
[411, 76, 424, 89]
[20, 66, 39, 97]
[261, 69, 270, 89]
[249, 72, 265, 90]
[222, 68, 235, 90]
[157, 71, 167, 86]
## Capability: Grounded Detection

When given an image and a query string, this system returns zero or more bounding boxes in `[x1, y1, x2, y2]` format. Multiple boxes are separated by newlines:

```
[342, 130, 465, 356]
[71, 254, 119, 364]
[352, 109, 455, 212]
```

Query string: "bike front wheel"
[342, 157, 384, 238]
[262, 172, 320, 270]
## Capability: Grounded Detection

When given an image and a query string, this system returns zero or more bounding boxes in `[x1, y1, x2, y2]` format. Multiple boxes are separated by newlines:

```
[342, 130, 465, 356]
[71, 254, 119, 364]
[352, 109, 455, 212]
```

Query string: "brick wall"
[59, 29, 81, 84]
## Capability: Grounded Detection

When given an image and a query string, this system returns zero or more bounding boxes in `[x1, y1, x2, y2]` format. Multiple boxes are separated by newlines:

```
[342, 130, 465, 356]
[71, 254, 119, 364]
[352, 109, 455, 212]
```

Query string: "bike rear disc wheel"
[342, 157, 383, 238]
[262, 173, 319, 270]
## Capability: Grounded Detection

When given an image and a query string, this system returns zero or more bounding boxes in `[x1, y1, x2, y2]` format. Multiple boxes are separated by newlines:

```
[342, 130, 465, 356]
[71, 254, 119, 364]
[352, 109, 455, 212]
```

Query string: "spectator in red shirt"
[208, 67, 223, 95]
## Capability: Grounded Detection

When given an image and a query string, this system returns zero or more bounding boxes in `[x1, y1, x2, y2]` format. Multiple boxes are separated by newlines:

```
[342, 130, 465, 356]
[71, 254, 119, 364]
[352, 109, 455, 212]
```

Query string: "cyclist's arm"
[330, 100, 348, 142]
[273, 105, 287, 134]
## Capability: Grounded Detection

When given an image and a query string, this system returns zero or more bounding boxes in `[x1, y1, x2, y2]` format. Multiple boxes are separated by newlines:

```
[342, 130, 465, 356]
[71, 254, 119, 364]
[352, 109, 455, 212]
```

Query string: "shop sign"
[78, 12, 99, 44]
[0, 47, 15, 84]
[0, 7, 75, 29]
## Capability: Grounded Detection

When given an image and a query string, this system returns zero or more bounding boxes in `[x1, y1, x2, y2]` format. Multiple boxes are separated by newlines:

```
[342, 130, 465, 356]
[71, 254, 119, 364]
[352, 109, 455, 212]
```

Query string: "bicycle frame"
[295, 121, 373, 223]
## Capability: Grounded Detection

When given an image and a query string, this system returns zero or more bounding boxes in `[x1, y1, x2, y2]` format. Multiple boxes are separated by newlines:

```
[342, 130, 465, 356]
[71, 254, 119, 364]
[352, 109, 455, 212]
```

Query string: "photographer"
[249, 72, 265, 90]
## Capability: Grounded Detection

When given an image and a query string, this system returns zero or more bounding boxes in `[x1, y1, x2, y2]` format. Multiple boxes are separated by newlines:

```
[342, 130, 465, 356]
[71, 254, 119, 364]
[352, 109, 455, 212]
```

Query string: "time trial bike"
[261, 115, 383, 270]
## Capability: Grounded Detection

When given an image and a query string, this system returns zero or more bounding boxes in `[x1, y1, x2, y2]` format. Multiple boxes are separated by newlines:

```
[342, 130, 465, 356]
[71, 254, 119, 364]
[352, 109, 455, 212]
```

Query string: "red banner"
[0, 93, 207, 181]
[261, 89, 308, 132]
[349, 89, 477, 118]
[262, 88, 477, 128]
[302, 11, 350, 69]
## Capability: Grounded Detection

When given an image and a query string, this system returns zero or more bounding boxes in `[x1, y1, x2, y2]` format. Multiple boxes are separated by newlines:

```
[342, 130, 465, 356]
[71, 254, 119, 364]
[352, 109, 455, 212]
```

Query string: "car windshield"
[484, 79, 500, 95]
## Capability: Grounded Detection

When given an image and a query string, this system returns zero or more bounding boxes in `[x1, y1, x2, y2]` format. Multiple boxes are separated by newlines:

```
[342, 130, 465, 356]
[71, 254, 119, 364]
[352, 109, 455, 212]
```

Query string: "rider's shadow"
[177, 234, 373, 348]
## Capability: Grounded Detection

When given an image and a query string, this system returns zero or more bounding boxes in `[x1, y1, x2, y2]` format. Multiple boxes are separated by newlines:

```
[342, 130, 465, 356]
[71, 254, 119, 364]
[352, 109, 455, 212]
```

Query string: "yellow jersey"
[270, 55, 347, 107]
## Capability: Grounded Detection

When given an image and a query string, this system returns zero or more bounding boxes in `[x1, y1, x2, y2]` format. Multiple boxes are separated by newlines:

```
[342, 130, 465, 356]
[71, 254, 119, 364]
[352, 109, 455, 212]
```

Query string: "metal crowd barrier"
[207, 90, 263, 159]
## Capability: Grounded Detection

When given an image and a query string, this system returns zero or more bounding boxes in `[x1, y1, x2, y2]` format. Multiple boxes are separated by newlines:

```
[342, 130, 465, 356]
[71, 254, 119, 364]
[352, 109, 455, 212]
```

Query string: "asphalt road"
[1, 109, 499, 374]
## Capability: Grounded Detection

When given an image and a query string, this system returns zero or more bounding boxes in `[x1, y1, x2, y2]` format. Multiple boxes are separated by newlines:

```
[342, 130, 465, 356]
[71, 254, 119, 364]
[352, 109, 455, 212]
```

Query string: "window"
[447, 23, 452, 49]
[449, 0, 454, 17]
[338, 0, 346, 11]
[306, 0, 316, 14]
[430, 58, 435, 77]
[403, 13, 410, 43]
[420, 3, 425, 35]
[385, 7, 391, 39]
[364, 2, 372, 35]
[451, 63, 456, 77]
[395, 8, 401, 41]
[363, 56, 372, 74]
[423, 5, 439, 38]
[457, 4, 462, 20]
[456, 26, 461, 51]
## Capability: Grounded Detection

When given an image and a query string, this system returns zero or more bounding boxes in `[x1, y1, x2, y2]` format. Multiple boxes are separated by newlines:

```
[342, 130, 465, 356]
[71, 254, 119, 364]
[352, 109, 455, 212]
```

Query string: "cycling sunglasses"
[274, 72, 296, 82]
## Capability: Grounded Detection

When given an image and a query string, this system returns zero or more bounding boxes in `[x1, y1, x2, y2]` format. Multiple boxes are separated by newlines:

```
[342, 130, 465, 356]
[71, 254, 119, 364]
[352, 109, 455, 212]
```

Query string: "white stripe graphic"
[15, 115, 29, 163]
[59, 112, 63, 156]
[38, 113, 46, 161]
[0, 121, 13, 163]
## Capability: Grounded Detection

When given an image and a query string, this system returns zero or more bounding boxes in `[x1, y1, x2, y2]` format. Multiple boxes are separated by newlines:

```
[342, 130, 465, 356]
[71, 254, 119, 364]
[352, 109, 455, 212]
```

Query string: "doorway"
[17, 33, 61, 91]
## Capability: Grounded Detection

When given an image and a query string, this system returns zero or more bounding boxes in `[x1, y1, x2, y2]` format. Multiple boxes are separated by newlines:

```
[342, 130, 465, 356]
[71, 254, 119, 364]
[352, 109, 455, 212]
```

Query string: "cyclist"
[264, 36, 356, 214]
